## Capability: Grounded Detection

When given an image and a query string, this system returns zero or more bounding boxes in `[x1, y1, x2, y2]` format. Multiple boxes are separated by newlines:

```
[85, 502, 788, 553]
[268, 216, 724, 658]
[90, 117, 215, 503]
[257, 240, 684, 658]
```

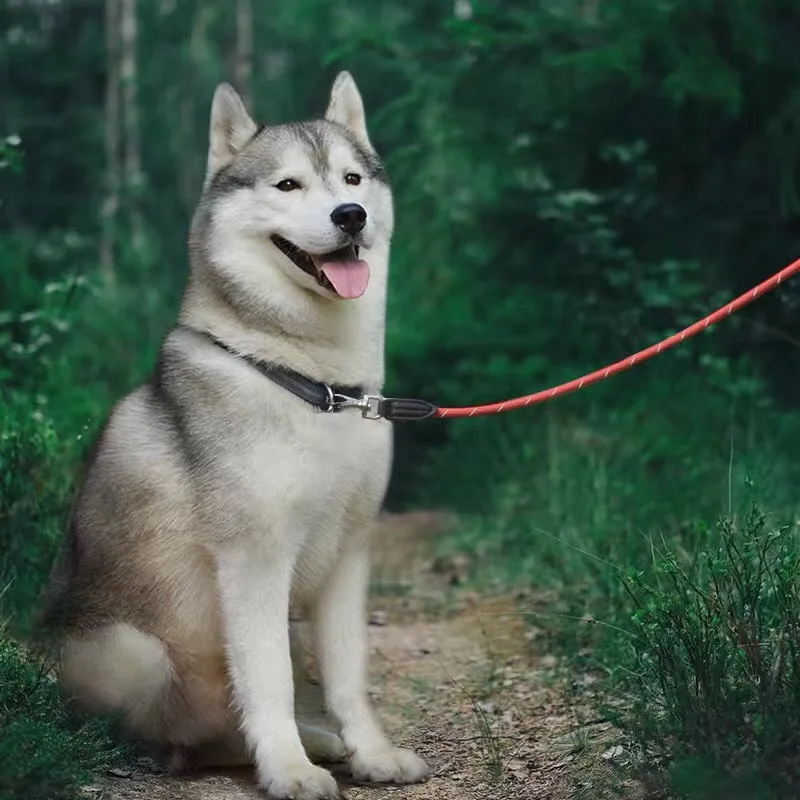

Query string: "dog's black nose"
[330, 203, 367, 235]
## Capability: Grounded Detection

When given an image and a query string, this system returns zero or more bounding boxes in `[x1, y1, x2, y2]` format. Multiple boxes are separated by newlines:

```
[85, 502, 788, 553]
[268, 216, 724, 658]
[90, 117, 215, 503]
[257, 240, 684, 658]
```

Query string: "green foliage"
[0, 637, 120, 800]
[0, 393, 74, 631]
[621, 506, 800, 799]
[0, 132, 172, 798]
[0, 135, 23, 174]
[0, 260, 175, 634]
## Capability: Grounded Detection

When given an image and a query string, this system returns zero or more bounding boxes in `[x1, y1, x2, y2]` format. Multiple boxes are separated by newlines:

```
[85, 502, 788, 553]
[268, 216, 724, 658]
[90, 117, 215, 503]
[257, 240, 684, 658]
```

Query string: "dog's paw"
[349, 746, 430, 784]
[298, 724, 348, 764]
[259, 761, 340, 799]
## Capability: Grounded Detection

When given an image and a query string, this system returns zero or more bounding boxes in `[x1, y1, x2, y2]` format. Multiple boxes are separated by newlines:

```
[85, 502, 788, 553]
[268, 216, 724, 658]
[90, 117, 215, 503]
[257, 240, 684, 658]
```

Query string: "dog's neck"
[179, 245, 388, 391]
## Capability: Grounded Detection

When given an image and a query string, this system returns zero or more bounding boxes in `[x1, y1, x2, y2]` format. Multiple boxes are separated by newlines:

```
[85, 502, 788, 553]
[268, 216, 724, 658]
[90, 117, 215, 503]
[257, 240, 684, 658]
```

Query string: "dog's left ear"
[325, 71, 372, 151]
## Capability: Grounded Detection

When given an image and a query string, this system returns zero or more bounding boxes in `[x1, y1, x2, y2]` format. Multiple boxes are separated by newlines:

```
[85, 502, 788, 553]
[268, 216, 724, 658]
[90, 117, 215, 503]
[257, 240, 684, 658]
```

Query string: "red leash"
[434, 256, 800, 419]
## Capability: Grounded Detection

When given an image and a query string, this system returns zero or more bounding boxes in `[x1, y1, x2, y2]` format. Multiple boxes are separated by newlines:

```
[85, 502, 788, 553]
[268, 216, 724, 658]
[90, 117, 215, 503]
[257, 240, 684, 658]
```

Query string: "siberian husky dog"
[44, 72, 429, 799]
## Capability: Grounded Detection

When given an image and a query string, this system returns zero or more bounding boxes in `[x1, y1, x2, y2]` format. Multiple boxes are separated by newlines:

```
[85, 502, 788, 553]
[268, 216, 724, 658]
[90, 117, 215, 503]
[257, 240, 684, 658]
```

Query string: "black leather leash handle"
[378, 397, 438, 422]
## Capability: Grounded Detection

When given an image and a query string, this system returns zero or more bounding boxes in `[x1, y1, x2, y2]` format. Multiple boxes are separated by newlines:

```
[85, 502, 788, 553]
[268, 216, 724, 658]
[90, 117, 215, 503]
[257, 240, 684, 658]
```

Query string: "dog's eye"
[344, 173, 362, 186]
[275, 179, 301, 192]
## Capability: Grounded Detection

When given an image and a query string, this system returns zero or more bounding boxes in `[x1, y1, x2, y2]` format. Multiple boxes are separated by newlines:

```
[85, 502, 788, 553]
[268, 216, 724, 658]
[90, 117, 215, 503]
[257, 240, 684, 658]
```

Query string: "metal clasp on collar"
[324, 387, 384, 420]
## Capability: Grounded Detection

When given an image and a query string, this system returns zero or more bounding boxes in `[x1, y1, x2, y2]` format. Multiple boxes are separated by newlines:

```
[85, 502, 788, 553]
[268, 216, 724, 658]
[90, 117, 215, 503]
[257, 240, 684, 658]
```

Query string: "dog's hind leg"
[61, 623, 175, 739]
[297, 723, 347, 763]
[60, 623, 234, 749]
[168, 723, 345, 772]
[292, 629, 347, 764]
[62, 621, 346, 773]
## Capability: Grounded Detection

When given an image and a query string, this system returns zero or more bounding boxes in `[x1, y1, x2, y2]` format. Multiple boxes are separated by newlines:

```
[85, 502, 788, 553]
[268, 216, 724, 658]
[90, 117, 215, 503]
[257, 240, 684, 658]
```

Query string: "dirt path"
[92, 513, 616, 800]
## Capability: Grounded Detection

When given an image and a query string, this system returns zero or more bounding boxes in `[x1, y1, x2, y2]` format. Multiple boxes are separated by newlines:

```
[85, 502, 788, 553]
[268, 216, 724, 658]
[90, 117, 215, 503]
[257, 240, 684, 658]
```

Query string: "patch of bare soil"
[92, 512, 619, 800]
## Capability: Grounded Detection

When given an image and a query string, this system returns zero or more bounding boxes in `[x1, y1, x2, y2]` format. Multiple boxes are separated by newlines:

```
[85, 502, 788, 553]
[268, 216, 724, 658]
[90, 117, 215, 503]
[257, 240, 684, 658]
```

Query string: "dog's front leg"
[216, 544, 340, 800]
[313, 535, 430, 785]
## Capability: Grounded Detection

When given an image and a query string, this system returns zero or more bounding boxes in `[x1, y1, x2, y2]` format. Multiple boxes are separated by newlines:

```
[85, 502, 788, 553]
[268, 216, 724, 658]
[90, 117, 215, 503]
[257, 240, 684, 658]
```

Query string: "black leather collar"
[188, 327, 437, 422]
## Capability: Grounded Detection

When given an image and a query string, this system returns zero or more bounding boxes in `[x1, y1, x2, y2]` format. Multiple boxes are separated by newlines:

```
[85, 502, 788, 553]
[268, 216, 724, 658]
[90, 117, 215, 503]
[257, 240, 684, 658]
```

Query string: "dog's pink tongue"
[320, 260, 371, 299]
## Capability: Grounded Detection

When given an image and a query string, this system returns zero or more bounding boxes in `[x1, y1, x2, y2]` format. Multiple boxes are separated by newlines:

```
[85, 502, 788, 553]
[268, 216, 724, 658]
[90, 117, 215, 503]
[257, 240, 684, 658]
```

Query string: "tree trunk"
[235, 0, 253, 108]
[99, 0, 120, 279]
[582, 0, 599, 23]
[120, 0, 144, 253]
[177, 3, 216, 212]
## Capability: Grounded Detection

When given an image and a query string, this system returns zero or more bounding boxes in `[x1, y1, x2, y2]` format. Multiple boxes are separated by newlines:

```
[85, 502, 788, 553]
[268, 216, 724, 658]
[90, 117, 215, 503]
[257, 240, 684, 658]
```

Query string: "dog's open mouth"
[271, 235, 370, 299]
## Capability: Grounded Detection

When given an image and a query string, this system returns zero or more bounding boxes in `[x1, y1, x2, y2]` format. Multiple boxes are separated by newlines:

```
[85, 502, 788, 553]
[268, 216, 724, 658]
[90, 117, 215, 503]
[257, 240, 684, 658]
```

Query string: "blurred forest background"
[3, 1, 800, 798]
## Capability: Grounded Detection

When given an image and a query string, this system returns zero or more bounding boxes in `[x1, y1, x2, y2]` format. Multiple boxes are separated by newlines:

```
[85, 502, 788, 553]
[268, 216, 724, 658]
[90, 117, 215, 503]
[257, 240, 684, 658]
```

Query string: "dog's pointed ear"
[325, 71, 372, 150]
[206, 83, 258, 180]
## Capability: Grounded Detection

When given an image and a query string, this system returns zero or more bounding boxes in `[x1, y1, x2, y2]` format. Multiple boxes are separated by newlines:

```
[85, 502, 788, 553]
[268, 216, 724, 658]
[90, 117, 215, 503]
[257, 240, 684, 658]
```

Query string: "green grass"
[620, 505, 800, 799]
[0, 637, 121, 800]
[416, 364, 800, 798]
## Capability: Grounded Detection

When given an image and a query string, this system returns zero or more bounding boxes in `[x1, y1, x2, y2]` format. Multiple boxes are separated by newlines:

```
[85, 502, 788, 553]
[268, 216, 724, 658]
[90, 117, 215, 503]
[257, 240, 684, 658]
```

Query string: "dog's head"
[193, 72, 393, 302]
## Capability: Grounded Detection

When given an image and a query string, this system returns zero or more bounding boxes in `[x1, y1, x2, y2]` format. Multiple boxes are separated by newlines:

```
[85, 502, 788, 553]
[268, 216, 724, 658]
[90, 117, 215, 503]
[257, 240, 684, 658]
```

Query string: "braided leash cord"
[435, 256, 800, 419]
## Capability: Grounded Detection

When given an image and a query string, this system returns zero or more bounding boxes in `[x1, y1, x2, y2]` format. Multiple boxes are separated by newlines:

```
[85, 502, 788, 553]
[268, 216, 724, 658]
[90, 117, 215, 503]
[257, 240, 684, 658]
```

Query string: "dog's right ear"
[206, 83, 258, 180]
